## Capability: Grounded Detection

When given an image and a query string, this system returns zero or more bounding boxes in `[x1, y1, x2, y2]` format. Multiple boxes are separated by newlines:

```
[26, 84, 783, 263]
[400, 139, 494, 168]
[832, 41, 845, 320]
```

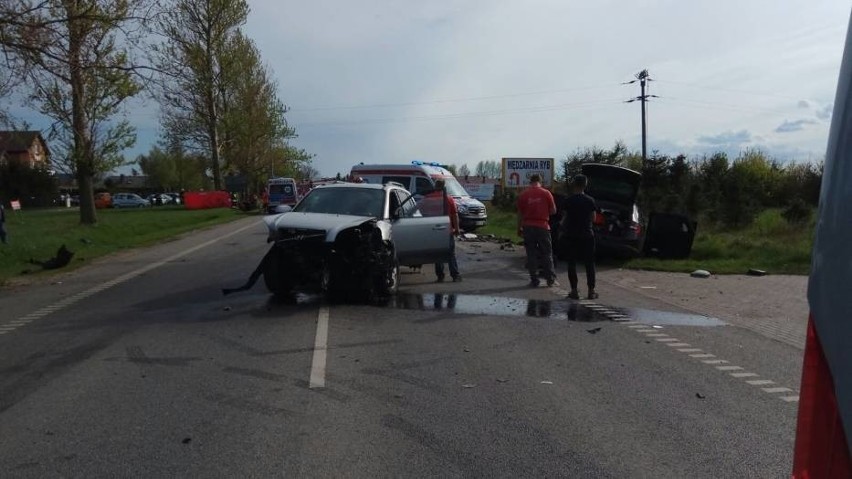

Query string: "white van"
[350, 161, 488, 231]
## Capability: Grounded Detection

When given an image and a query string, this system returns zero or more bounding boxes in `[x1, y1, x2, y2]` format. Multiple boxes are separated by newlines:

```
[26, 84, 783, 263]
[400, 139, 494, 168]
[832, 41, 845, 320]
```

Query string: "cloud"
[696, 129, 752, 145]
[798, 100, 811, 109]
[775, 118, 818, 133]
[816, 104, 833, 120]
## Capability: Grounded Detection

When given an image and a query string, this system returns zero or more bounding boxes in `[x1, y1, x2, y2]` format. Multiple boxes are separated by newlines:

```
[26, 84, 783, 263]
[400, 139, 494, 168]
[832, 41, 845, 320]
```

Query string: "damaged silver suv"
[256, 182, 452, 301]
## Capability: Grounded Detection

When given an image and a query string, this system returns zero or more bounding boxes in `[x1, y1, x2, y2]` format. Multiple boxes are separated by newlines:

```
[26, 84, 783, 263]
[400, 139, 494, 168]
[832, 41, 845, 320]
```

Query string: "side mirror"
[273, 204, 293, 214]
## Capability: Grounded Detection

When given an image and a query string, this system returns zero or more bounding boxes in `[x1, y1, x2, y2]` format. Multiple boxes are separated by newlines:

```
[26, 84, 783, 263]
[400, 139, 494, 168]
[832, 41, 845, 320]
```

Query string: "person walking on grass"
[0, 200, 7, 244]
[561, 174, 598, 300]
[517, 174, 557, 287]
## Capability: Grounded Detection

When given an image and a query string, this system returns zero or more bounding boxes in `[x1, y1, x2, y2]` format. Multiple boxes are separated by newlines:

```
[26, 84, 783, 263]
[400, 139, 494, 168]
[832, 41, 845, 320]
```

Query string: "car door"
[390, 189, 451, 265]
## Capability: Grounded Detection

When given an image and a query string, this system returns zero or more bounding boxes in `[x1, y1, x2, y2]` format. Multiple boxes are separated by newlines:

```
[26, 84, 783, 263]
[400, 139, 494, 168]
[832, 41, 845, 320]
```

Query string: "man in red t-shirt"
[517, 174, 557, 287]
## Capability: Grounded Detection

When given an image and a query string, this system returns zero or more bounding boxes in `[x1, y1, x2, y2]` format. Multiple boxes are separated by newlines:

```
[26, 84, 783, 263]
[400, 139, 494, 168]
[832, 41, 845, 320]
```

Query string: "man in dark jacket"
[561, 175, 598, 299]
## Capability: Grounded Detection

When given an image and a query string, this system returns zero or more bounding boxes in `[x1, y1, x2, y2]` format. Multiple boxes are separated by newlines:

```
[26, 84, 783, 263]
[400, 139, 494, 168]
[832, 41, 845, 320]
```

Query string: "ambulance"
[350, 161, 488, 231]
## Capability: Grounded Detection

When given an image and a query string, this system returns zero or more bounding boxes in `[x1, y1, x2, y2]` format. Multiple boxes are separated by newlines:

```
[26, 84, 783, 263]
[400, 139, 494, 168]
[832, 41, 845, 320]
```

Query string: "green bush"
[781, 198, 813, 226]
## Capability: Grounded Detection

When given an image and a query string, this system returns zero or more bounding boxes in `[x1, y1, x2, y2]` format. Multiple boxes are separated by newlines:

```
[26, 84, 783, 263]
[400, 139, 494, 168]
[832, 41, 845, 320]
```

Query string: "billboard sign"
[502, 158, 555, 189]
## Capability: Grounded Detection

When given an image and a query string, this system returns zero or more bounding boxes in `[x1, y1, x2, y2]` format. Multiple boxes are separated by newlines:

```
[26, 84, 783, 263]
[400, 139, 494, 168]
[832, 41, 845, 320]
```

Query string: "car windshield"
[268, 184, 291, 194]
[440, 177, 469, 197]
[293, 187, 384, 217]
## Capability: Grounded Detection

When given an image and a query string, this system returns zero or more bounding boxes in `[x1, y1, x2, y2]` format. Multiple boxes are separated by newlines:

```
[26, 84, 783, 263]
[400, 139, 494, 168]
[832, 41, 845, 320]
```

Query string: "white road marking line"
[635, 329, 657, 333]
[0, 327, 17, 331]
[747, 380, 776, 386]
[717, 366, 744, 371]
[780, 396, 800, 402]
[309, 306, 330, 389]
[656, 338, 680, 342]
[646, 333, 669, 337]
[612, 318, 632, 322]
[762, 387, 794, 394]
[677, 348, 704, 353]
[0, 331, 7, 335]
[666, 343, 691, 347]
[731, 372, 759, 378]
[2, 221, 261, 332]
[703, 359, 729, 364]
[690, 354, 715, 358]
[627, 325, 645, 329]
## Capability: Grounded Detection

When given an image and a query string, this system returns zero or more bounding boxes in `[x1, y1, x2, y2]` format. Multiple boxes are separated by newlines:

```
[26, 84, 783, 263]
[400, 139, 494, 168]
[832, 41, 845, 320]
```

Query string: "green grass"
[480, 203, 814, 275]
[625, 209, 814, 275]
[0, 206, 249, 284]
[477, 202, 518, 241]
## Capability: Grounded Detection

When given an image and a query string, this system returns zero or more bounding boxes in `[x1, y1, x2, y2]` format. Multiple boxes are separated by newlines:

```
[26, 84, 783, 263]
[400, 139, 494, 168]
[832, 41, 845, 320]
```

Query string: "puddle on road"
[382, 293, 606, 322]
[614, 307, 725, 327]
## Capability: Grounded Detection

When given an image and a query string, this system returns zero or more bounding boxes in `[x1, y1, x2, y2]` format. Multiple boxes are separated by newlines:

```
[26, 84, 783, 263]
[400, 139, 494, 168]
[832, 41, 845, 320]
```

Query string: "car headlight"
[456, 204, 469, 214]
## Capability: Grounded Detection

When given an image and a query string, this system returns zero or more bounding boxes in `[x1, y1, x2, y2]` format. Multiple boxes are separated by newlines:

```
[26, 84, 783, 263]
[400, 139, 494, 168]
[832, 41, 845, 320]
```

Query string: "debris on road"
[690, 269, 712, 278]
[182, 437, 192, 444]
[540, 380, 554, 385]
[496, 378, 510, 383]
[223, 306, 232, 311]
[463, 347, 470, 353]
[586, 327, 602, 334]
[26, 244, 74, 271]
[462, 384, 476, 389]
[747, 268, 768, 276]
[462, 233, 478, 240]
[696, 393, 706, 399]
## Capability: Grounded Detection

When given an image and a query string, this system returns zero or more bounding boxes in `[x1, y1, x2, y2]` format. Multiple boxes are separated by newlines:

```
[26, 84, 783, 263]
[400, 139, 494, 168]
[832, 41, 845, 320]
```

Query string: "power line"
[296, 98, 625, 126]
[290, 83, 622, 112]
[655, 79, 805, 102]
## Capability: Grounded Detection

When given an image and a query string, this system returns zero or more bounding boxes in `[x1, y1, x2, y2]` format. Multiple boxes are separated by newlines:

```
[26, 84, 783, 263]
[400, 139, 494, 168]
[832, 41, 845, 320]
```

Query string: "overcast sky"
[11, 0, 852, 177]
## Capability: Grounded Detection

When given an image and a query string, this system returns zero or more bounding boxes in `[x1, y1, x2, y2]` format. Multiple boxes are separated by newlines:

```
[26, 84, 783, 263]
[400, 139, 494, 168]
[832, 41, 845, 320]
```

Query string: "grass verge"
[0, 206, 250, 285]
[479, 204, 814, 275]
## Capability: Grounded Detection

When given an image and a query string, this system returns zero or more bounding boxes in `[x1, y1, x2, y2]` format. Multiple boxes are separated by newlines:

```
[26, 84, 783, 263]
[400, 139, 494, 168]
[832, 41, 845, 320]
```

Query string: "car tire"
[263, 248, 293, 298]
[377, 257, 399, 297]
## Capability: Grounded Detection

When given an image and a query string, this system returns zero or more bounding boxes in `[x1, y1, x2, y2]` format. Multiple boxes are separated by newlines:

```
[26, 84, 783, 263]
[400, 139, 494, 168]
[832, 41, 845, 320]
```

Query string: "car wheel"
[263, 248, 293, 298]
[377, 257, 399, 296]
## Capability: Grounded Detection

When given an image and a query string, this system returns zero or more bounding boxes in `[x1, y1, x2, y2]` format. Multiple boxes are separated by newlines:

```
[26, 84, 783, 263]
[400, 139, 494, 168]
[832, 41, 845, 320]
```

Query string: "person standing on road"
[0, 200, 7, 244]
[421, 180, 462, 282]
[517, 174, 557, 287]
[561, 174, 598, 299]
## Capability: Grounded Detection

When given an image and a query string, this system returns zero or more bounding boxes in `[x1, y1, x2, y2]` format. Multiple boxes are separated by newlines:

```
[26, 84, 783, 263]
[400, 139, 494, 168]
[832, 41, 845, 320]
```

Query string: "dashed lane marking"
[666, 343, 691, 347]
[309, 306, 330, 389]
[703, 359, 729, 364]
[677, 348, 704, 353]
[0, 220, 261, 335]
[747, 380, 776, 386]
[731, 372, 760, 378]
[781, 396, 800, 402]
[657, 338, 680, 342]
[762, 387, 794, 394]
[717, 366, 745, 371]
[690, 353, 715, 358]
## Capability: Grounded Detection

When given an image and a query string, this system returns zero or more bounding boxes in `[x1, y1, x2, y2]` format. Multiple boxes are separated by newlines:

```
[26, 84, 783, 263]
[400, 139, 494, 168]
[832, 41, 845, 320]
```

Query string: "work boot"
[436, 275, 445, 283]
[547, 278, 559, 287]
[567, 290, 580, 300]
[452, 275, 463, 282]
[588, 289, 599, 300]
[528, 278, 540, 288]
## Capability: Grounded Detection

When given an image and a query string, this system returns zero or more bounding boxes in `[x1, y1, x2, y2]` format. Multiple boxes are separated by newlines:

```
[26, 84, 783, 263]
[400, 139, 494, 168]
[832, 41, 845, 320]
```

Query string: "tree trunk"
[67, 0, 98, 224]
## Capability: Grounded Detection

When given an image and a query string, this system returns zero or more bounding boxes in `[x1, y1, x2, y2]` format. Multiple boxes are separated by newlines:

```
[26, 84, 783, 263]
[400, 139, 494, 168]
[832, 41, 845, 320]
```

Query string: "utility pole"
[625, 69, 657, 161]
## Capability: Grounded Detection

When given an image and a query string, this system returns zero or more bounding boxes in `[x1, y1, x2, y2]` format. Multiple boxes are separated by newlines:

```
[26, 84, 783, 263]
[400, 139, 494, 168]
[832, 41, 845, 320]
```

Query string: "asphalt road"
[0, 217, 803, 478]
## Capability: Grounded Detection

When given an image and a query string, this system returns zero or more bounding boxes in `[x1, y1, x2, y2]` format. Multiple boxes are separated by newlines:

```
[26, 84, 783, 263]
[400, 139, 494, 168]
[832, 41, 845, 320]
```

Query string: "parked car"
[147, 193, 173, 206]
[578, 163, 644, 258]
[164, 193, 182, 205]
[112, 193, 149, 208]
[94, 192, 112, 209]
[256, 182, 452, 301]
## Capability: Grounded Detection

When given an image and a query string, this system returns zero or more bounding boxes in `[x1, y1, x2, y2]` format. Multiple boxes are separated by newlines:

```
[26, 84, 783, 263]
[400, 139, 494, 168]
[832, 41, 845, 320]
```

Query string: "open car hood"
[581, 163, 642, 207]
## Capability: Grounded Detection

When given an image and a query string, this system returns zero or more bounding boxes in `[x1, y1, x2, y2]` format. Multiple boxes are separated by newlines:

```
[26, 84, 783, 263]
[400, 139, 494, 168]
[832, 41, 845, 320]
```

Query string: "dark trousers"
[566, 236, 596, 291]
[523, 226, 555, 281]
[0, 221, 6, 244]
[435, 235, 460, 278]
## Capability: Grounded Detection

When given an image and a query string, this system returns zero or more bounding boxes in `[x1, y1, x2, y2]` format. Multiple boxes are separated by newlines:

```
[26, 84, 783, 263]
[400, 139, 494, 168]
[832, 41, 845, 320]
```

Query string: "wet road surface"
[0, 218, 802, 477]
